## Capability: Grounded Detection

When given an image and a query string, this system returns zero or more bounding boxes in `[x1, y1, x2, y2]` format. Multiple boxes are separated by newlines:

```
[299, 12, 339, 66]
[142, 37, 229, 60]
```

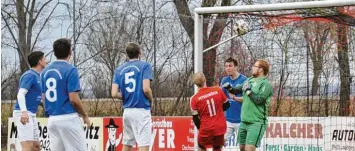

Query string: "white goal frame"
[193, 0, 355, 150]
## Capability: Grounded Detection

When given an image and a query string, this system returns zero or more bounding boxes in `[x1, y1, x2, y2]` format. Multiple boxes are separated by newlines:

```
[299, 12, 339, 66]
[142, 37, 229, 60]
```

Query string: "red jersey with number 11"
[190, 87, 227, 137]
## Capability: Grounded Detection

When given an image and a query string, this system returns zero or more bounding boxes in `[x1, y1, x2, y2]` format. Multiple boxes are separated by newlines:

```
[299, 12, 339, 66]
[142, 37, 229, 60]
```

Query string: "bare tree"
[173, 0, 232, 86]
[269, 26, 296, 115]
[157, 27, 194, 116]
[303, 22, 331, 96]
[70, 0, 101, 66]
[1, 54, 20, 100]
[1, 0, 61, 74]
[336, 23, 351, 116]
[84, 1, 138, 85]
[301, 21, 333, 116]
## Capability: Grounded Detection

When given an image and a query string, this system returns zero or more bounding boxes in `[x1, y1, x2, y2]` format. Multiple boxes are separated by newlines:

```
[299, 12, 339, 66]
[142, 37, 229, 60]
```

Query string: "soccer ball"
[234, 20, 249, 35]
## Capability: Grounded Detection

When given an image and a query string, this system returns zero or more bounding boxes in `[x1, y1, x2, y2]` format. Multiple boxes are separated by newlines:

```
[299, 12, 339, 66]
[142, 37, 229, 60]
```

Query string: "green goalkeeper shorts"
[237, 122, 267, 147]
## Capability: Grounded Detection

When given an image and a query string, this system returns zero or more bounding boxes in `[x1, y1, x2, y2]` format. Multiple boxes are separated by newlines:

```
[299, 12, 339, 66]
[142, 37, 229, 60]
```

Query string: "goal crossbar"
[195, 0, 355, 14]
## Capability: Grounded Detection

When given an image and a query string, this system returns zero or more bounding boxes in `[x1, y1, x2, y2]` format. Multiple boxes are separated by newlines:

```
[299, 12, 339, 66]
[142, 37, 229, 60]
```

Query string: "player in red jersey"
[190, 72, 230, 151]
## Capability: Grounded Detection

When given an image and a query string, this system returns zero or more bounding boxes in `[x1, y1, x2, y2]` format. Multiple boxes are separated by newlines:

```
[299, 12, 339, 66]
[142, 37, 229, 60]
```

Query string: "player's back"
[191, 87, 227, 136]
[41, 60, 79, 116]
[114, 60, 152, 109]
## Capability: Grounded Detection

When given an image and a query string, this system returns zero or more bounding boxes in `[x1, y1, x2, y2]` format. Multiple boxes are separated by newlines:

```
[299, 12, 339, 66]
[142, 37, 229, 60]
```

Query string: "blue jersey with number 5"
[41, 60, 80, 116]
[113, 60, 153, 110]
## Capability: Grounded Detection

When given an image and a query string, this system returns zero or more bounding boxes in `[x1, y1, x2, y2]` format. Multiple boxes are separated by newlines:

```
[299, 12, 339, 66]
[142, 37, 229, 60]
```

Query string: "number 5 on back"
[125, 71, 136, 92]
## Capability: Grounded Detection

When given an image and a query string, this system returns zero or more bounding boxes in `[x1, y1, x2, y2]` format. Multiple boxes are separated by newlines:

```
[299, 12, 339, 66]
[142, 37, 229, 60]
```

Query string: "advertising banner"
[102, 116, 194, 151]
[326, 117, 355, 151]
[7, 116, 355, 151]
[7, 117, 103, 151]
[7, 118, 49, 151]
[260, 117, 327, 151]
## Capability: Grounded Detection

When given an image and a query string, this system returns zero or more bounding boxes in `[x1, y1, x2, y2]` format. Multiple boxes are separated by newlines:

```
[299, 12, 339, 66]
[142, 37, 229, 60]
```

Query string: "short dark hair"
[224, 57, 238, 66]
[53, 38, 71, 59]
[28, 51, 44, 67]
[126, 42, 141, 59]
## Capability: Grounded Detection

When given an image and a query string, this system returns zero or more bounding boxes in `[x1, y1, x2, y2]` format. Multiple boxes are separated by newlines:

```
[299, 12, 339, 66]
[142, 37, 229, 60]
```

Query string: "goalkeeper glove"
[222, 82, 232, 90]
[223, 82, 243, 95]
[242, 82, 252, 92]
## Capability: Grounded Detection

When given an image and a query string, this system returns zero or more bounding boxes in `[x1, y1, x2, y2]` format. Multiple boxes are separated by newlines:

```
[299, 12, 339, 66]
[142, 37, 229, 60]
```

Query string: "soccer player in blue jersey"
[111, 42, 153, 151]
[13, 51, 47, 151]
[220, 57, 247, 145]
[41, 38, 91, 151]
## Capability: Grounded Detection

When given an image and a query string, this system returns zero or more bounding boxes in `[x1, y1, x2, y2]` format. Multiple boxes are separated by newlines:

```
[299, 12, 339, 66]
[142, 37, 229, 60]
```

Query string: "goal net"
[193, 1, 355, 151]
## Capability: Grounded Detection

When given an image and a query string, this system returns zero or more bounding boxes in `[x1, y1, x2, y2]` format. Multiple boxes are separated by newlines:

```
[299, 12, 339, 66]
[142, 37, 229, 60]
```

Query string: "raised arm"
[246, 82, 273, 105]
[222, 82, 243, 95]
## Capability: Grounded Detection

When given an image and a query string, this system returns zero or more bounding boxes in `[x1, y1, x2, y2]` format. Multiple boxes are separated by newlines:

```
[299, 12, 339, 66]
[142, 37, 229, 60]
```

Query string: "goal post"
[193, 0, 355, 150]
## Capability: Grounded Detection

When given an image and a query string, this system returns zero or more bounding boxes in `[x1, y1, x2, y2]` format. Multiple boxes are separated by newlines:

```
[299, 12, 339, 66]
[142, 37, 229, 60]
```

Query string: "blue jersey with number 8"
[113, 60, 153, 110]
[41, 60, 80, 116]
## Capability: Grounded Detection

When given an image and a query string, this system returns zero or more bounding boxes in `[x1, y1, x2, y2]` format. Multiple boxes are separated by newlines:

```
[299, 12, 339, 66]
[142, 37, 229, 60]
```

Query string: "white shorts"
[48, 113, 87, 151]
[122, 108, 152, 147]
[224, 121, 240, 140]
[13, 110, 39, 142]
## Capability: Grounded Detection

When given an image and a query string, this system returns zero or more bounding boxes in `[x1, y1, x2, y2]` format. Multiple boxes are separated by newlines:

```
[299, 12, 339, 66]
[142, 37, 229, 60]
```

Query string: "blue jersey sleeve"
[20, 74, 34, 90]
[143, 63, 153, 81]
[67, 68, 81, 92]
[113, 69, 120, 85]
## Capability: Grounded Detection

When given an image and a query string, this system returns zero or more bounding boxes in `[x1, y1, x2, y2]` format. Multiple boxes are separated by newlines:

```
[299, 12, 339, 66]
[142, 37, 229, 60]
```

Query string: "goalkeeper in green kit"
[223, 59, 273, 151]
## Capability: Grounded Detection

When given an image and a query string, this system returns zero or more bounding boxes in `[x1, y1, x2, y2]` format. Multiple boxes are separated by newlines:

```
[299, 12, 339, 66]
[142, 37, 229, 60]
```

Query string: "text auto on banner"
[327, 117, 355, 151]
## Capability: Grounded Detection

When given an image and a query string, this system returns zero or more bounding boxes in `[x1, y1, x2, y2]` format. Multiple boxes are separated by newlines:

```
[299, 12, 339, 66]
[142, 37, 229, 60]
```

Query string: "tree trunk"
[16, 0, 30, 73]
[303, 22, 330, 116]
[337, 24, 350, 116]
[311, 62, 322, 95]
